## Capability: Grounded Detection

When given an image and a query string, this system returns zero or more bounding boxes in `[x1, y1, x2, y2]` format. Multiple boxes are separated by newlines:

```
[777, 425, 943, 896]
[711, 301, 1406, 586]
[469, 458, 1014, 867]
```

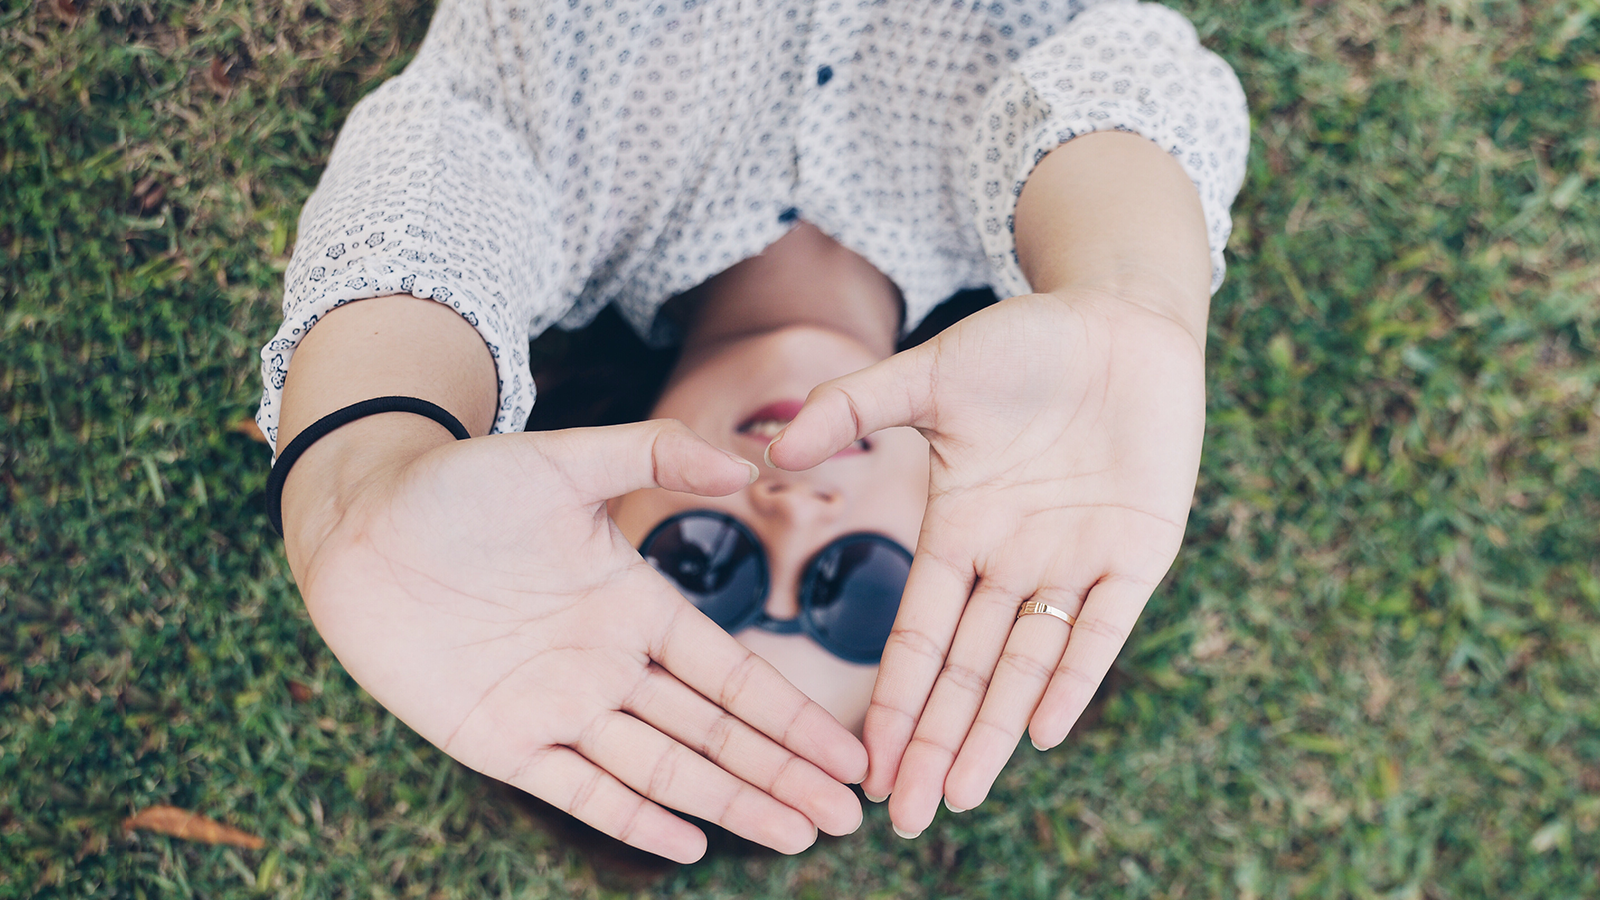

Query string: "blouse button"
[816, 65, 834, 86]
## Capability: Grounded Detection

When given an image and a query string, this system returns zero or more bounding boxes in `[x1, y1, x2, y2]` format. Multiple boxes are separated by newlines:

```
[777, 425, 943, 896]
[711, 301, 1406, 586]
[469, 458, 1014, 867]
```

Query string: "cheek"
[875, 430, 931, 543]
[735, 630, 877, 734]
[648, 386, 724, 447]
[609, 490, 671, 547]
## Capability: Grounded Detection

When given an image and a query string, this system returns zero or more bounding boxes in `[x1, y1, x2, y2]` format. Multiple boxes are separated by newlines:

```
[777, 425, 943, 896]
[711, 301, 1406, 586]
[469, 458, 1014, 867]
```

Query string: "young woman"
[261, 0, 1248, 864]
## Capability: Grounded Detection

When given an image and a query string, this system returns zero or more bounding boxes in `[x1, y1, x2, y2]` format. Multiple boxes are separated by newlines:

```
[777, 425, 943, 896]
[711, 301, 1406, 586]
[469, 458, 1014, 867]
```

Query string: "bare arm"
[1014, 130, 1213, 342]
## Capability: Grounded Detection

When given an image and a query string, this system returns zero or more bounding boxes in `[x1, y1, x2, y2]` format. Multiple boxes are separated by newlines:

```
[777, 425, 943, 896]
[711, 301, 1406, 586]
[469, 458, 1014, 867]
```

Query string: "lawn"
[2, 0, 1598, 896]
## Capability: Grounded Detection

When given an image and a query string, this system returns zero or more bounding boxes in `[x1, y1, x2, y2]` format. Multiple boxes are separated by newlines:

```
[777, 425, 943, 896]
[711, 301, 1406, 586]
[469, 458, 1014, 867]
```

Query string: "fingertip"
[821, 793, 865, 837]
[645, 420, 756, 496]
[734, 455, 760, 485]
[764, 434, 800, 471]
[842, 741, 869, 785]
[945, 736, 1013, 813]
[805, 712, 867, 784]
[660, 828, 709, 865]
[860, 724, 905, 801]
[777, 824, 820, 856]
[824, 750, 868, 790]
[763, 403, 832, 471]
[1028, 724, 1063, 751]
[885, 763, 944, 841]
[859, 769, 893, 802]
[800, 778, 864, 838]
[942, 778, 988, 814]
[706, 447, 757, 493]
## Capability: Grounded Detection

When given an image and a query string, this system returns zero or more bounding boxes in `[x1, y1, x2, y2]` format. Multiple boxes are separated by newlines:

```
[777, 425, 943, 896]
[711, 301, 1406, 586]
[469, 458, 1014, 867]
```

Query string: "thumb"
[534, 419, 759, 504]
[767, 344, 936, 471]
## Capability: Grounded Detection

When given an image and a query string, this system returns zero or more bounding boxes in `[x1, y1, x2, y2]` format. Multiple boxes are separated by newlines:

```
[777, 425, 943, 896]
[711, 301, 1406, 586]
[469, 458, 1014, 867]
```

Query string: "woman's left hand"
[766, 288, 1206, 838]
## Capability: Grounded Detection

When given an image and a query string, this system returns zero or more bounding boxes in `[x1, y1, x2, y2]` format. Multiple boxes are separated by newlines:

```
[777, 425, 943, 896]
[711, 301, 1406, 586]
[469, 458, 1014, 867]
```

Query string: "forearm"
[1013, 131, 1213, 346]
[277, 295, 498, 575]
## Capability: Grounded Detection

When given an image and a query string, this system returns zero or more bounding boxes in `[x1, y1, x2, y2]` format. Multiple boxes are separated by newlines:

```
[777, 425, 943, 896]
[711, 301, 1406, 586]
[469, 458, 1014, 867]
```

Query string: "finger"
[534, 419, 759, 503]
[859, 544, 976, 801]
[884, 579, 1025, 836]
[1029, 575, 1155, 749]
[944, 589, 1081, 812]
[654, 603, 868, 785]
[509, 744, 709, 863]
[579, 711, 819, 855]
[767, 344, 935, 471]
[627, 664, 863, 837]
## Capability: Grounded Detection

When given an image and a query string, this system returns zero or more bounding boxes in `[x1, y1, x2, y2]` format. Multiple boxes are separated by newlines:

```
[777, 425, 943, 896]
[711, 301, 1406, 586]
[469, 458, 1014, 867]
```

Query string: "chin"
[734, 629, 878, 735]
[659, 325, 884, 421]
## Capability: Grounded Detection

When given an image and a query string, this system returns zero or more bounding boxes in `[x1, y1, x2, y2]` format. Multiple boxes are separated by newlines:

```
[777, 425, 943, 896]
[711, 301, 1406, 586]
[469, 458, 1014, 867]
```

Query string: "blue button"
[778, 207, 800, 224]
[816, 65, 833, 86]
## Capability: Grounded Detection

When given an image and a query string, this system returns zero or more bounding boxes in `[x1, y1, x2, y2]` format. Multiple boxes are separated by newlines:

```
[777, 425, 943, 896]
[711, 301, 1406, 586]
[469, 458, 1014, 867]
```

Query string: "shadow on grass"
[479, 669, 1125, 895]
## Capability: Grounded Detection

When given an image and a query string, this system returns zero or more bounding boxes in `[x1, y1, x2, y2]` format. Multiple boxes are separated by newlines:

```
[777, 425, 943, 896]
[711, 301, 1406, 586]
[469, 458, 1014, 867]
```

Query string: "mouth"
[737, 399, 871, 455]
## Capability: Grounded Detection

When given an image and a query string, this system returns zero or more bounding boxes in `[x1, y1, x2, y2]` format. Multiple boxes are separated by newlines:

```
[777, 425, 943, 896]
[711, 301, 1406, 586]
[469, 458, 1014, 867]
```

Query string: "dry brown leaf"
[286, 680, 312, 703]
[123, 805, 265, 849]
[230, 418, 267, 443]
[208, 58, 234, 92]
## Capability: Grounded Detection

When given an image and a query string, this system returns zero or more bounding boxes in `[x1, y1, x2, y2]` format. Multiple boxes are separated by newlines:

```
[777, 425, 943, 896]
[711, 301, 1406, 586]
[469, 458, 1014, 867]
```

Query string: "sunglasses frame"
[638, 509, 912, 664]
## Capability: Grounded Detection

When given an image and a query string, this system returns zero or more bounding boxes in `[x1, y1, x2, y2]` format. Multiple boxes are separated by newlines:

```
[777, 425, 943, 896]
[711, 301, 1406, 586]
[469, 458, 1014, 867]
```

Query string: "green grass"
[2, 0, 1597, 896]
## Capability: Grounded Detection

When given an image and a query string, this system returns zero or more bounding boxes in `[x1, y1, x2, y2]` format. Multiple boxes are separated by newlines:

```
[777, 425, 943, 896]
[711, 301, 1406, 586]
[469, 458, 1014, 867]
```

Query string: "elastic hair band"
[265, 396, 470, 537]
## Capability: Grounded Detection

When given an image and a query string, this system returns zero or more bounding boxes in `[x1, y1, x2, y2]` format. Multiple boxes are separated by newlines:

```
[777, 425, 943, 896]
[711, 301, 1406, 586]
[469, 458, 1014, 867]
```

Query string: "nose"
[746, 472, 844, 529]
[746, 474, 843, 622]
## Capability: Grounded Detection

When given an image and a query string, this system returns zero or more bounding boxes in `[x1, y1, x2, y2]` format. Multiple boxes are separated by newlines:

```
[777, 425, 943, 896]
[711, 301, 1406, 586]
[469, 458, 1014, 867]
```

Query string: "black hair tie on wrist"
[265, 396, 471, 537]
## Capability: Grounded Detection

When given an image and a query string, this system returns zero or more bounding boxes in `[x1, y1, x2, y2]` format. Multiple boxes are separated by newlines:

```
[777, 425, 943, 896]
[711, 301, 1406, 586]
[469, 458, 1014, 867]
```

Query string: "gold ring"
[1016, 600, 1077, 627]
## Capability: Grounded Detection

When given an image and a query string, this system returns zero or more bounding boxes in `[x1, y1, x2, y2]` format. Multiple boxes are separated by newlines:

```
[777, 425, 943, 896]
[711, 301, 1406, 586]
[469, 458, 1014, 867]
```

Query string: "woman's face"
[610, 324, 929, 732]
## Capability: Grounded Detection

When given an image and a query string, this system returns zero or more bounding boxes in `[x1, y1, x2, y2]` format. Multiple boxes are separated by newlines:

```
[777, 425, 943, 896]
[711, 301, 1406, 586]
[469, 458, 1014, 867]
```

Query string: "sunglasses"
[638, 510, 913, 664]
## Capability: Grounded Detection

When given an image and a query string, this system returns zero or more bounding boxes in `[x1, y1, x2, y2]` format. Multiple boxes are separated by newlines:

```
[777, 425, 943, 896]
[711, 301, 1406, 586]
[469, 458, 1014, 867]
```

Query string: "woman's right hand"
[283, 416, 867, 862]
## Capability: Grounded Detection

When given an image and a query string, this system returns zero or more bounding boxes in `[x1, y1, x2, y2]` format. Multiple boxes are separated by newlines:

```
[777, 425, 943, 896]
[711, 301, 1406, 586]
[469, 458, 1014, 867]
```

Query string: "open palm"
[768, 290, 1206, 837]
[295, 420, 867, 862]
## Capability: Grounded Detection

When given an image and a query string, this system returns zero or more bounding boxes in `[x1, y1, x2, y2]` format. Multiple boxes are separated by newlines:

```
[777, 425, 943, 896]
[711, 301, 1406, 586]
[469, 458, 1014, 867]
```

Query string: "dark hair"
[524, 287, 997, 433]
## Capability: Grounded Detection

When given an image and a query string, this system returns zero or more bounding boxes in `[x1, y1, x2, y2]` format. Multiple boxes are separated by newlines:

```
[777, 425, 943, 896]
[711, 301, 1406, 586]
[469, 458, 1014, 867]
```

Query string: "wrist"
[1013, 131, 1213, 347]
[273, 294, 498, 574]
[1038, 273, 1210, 351]
[279, 413, 461, 578]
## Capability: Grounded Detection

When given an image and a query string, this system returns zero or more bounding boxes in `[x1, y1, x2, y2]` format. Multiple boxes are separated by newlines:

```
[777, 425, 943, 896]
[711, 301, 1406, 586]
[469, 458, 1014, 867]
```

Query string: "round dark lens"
[641, 513, 766, 629]
[803, 537, 911, 663]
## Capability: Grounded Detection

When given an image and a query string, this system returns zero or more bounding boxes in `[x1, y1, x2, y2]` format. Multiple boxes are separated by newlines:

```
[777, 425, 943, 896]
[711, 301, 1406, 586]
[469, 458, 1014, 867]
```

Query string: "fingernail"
[1031, 736, 1056, 752]
[892, 824, 922, 840]
[738, 458, 760, 484]
[944, 798, 967, 814]
[863, 791, 887, 804]
[762, 431, 784, 468]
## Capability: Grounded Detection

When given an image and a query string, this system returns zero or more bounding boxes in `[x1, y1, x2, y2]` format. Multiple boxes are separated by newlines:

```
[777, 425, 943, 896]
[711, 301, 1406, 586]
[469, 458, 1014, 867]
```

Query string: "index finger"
[860, 542, 977, 799]
[652, 595, 869, 785]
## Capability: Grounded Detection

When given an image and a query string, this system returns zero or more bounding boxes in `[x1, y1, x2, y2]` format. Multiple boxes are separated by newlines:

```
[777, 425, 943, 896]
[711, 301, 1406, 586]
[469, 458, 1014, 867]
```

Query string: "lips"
[737, 399, 806, 439]
[736, 398, 870, 455]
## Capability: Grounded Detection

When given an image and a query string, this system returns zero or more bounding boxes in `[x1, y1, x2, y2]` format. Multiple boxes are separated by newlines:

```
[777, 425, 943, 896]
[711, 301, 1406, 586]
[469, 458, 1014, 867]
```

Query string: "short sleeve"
[256, 0, 561, 452]
[970, 0, 1250, 299]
